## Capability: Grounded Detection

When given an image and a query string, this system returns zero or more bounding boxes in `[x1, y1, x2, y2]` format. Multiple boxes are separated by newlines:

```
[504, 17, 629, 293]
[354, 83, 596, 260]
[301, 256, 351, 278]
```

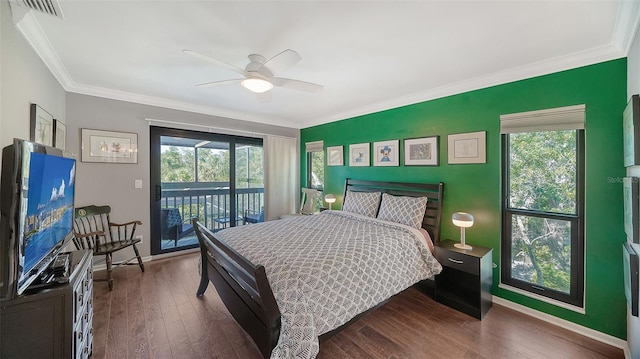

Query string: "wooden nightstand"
[434, 239, 493, 319]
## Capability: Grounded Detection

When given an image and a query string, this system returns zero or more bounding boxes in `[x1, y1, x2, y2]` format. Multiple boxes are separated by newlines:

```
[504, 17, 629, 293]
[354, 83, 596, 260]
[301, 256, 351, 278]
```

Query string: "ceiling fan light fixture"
[241, 77, 273, 93]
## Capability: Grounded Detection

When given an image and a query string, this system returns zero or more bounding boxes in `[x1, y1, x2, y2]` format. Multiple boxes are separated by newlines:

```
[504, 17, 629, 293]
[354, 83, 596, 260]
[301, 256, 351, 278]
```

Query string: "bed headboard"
[343, 178, 445, 244]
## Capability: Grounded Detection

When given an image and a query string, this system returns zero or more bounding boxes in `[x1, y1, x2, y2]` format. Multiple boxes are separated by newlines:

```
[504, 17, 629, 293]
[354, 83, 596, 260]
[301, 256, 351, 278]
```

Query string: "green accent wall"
[300, 59, 627, 339]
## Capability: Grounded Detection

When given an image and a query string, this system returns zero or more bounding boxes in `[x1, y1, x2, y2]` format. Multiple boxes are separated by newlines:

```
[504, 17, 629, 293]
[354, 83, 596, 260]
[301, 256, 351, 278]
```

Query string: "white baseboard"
[493, 296, 631, 358]
[148, 248, 199, 261]
[91, 248, 199, 272]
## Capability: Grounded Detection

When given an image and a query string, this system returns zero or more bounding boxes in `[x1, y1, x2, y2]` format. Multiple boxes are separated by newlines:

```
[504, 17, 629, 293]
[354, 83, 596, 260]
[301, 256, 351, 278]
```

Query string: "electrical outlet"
[135, 235, 143, 244]
[135, 179, 143, 189]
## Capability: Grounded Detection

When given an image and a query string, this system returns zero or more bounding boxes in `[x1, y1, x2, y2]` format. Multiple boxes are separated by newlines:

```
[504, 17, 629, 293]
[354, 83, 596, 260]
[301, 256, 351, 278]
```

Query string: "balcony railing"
[161, 182, 264, 231]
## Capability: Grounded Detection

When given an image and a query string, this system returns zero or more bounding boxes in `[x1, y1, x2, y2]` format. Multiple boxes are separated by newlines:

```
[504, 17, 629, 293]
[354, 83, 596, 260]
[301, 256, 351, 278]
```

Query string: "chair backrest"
[74, 205, 113, 247]
[299, 188, 319, 215]
[161, 208, 183, 229]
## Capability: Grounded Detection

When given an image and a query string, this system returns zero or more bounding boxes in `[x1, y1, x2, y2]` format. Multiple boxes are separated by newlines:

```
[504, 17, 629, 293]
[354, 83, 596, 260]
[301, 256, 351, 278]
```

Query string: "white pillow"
[377, 193, 428, 229]
[342, 191, 381, 218]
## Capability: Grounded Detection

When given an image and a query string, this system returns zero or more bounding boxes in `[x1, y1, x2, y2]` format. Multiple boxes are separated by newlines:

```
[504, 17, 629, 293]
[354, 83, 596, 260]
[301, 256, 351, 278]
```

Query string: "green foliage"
[509, 131, 576, 214]
[236, 146, 264, 188]
[161, 145, 264, 185]
[309, 151, 324, 189]
[196, 147, 229, 182]
[508, 131, 576, 293]
[161, 146, 195, 182]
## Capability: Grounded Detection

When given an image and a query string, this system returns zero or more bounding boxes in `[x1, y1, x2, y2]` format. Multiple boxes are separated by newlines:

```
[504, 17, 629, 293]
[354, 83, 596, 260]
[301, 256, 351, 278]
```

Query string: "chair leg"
[106, 253, 113, 291]
[132, 243, 145, 272]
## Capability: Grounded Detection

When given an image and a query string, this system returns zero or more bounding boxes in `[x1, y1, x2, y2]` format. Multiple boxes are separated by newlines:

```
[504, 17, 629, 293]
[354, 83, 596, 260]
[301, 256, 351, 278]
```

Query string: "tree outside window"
[502, 129, 584, 306]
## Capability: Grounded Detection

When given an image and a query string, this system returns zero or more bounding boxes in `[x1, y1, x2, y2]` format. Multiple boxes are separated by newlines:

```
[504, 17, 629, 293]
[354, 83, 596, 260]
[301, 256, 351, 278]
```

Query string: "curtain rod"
[145, 118, 266, 139]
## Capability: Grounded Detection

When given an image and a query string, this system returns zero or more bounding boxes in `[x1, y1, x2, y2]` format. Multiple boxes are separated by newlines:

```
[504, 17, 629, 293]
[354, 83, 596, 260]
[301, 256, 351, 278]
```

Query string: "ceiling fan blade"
[196, 78, 243, 88]
[183, 50, 248, 77]
[271, 77, 323, 93]
[264, 49, 302, 75]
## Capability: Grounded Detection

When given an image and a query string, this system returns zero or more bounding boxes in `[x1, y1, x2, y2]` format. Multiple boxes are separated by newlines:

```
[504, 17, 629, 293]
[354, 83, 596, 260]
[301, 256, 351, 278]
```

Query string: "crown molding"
[14, 10, 74, 89]
[612, 0, 640, 54]
[64, 82, 300, 129]
[301, 43, 625, 129]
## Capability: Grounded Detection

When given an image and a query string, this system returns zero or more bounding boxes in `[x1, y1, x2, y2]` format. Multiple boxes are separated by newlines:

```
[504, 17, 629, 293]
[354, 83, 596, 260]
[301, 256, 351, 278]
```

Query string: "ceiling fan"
[183, 49, 323, 94]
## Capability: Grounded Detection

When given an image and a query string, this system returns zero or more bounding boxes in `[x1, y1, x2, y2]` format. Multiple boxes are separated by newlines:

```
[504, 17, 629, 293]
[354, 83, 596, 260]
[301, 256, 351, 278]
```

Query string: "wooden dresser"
[0, 250, 93, 358]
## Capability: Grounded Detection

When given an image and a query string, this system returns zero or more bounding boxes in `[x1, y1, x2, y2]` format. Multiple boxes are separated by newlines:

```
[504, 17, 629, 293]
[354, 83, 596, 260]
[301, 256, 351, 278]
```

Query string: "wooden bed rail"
[193, 220, 280, 358]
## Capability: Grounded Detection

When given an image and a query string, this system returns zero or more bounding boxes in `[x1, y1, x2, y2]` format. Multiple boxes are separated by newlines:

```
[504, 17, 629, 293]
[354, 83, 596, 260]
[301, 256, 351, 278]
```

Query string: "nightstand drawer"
[435, 249, 479, 275]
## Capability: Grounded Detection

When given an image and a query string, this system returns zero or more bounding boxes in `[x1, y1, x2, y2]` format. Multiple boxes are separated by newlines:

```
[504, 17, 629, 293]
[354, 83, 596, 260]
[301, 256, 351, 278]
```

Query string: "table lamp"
[324, 194, 336, 210]
[452, 212, 474, 249]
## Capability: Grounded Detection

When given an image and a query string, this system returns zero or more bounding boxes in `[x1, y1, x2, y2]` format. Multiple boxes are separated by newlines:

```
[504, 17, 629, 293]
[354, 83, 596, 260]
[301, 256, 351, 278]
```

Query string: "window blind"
[305, 140, 324, 152]
[500, 104, 585, 134]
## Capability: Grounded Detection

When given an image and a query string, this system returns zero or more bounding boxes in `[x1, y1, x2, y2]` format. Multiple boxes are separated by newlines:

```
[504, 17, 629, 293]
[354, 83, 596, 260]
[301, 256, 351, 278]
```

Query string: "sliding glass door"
[150, 126, 263, 255]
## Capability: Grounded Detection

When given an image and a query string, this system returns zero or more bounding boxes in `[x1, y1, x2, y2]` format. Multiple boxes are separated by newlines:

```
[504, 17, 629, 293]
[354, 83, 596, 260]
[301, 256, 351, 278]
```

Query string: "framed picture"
[448, 131, 486, 164]
[53, 119, 66, 150]
[624, 94, 640, 167]
[327, 146, 344, 166]
[404, 136, 439, 166]
[29, 104, 54, 146]
[349, 143, 370, 167]
[81, 129, 138, 163]
[624, 177, 640, 244]
[372, 140, 399, 167]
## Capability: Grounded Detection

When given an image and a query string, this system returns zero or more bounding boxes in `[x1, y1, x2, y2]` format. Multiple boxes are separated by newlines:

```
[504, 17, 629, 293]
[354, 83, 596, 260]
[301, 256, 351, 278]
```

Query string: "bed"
[193, 178, 444, 358]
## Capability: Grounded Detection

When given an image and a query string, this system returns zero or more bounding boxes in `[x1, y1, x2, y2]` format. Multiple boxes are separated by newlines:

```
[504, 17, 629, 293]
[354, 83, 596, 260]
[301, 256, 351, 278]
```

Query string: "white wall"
[627, 19, 640, 359]
[629, 24, 640, 98]
[65, 93, 298, 260]
[0, 0, 65, 148]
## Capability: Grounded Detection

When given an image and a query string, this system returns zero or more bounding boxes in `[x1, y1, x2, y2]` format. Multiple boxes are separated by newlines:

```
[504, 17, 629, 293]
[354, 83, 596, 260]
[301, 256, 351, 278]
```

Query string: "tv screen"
[21, 152, 75, 277]
[0, 139, 76, 300]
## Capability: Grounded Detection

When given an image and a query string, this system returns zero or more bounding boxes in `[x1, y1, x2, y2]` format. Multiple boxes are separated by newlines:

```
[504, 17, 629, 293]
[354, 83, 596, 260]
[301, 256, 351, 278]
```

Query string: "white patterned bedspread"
[215, 210, 443, 359]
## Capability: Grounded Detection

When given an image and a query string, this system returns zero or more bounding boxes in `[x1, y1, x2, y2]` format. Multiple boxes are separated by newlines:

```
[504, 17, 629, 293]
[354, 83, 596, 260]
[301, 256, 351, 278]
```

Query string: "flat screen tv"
[0, 138, 76, 300]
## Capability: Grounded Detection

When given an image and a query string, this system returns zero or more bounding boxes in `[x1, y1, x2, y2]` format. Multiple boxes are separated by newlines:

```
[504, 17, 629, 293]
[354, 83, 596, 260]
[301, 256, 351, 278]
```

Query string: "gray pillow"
[377, 193, 428, 229]
[342, 191, 381, 218]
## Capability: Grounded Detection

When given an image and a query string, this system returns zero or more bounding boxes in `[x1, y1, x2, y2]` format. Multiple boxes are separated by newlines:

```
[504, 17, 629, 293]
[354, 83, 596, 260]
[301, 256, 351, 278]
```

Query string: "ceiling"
[10, 1, 640, 129]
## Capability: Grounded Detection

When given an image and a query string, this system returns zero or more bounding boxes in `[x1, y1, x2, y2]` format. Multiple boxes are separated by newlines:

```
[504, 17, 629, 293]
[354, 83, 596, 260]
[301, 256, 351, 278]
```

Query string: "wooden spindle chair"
[73, 205, 144, 290]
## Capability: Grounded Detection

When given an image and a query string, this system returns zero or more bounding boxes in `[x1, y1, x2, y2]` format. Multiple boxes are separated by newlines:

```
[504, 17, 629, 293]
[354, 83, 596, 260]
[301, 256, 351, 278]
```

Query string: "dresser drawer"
[435, 248, 479, 275]
[74, 316, 85, 357]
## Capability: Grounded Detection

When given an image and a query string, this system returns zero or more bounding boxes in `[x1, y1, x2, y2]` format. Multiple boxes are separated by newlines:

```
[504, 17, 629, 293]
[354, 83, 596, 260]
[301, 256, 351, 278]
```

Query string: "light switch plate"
[135, 179, 142, 189]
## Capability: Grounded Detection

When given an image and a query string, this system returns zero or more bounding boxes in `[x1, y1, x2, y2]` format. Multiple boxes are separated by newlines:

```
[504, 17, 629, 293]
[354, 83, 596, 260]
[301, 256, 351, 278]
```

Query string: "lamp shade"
[324, 194, 336, 204]
[452, 212, 474, 228]
[452, 212, 474, 250]
[241, 77, 273, 93]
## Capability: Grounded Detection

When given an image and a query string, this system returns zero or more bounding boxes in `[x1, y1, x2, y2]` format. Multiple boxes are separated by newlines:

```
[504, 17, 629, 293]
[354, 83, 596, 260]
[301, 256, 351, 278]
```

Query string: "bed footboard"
[193, 220, 281, 358]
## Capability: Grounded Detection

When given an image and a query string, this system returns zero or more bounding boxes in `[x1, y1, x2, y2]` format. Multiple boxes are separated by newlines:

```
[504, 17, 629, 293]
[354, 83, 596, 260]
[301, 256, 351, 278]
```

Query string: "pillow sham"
[342, 191, 381, 218]
[376, 193, 428, 229]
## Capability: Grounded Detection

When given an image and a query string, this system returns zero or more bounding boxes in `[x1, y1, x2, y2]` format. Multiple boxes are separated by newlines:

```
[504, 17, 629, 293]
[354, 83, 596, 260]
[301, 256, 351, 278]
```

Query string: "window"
[501, 105, 585, 308]
[305, 141, 324, 191]
[305, 141, 324, 212]
[235, 144, 264, 190]
[151, 128, 264, 255]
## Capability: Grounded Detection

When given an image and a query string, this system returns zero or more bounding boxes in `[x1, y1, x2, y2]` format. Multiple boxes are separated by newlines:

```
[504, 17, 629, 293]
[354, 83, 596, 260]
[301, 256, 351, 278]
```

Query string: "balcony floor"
[161, 235, 198, 250]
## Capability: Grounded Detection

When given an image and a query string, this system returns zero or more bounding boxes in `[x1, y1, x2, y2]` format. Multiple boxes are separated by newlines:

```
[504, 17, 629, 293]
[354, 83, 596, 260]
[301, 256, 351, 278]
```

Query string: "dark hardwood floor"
[92, 253, 624, 359]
